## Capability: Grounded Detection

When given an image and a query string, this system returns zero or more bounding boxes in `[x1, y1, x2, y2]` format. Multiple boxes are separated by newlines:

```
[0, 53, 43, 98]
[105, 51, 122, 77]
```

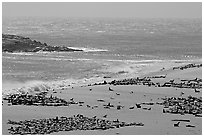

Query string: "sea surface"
[2, 17, 202, 93]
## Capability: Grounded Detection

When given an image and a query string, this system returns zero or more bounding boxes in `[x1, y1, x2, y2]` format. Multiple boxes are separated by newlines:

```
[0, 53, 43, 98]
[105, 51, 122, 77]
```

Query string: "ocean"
[2, 17, 202, 93]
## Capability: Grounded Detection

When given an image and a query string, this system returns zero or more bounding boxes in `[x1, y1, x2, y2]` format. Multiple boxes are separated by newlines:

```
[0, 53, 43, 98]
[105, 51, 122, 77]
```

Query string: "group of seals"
[173, 63, 202, 70]
[161, 78, 202, 89]
[3, 93, 77, 106]
[162, 96, 202, 116]
[7, 114, 144, 135]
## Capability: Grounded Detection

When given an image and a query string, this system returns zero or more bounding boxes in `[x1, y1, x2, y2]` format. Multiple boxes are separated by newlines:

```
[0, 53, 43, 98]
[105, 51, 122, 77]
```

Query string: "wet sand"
[2, 62, 202, 135]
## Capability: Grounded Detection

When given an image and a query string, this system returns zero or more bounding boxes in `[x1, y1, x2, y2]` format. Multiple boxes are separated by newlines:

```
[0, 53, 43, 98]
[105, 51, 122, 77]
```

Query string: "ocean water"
[2, 17, 202, 93]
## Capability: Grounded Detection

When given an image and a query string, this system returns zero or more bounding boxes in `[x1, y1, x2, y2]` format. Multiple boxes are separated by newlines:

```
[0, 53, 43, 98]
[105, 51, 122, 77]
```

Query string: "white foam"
[96, 30, 106, 33]
[7, 52, 34, 56]
[106, 59, 163, 63]
[2, 77, 102, 95]
[36, 57, 92, 61]
[67, 46, 108, 52]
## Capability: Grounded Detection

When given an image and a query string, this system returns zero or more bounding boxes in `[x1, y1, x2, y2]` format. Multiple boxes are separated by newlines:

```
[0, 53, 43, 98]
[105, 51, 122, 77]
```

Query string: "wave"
[104, 58, 202, 64]
[106, 59, 164, 63]
[2, 77, 105, 95]
[67, 46, 108, 52]
[3, 80, 50, 95]
[98, 58, 202, 79]
[96, 30, 106, 33]
[6, 52, 34, 56]
[33, 57, 92, 61]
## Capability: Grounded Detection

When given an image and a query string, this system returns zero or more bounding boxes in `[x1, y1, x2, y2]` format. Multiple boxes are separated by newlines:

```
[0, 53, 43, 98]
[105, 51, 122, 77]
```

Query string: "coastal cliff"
[2, 34, 83, 52]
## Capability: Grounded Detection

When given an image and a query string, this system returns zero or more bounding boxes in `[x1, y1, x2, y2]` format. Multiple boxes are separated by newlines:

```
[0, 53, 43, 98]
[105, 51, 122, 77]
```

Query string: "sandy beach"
[2, 61, 202, 135]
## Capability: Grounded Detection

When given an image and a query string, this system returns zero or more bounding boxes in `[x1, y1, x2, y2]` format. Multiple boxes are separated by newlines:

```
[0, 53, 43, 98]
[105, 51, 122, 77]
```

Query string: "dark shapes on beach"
[161, 78, 202, 89]
[116, 93, 120, 95]
[113, 119, 119, 123]
[103, 115, 107, 118]
[106, 103, 114, 107]
[78, 102, 84, 106]
[130, 91, 134, 94]
[129, 106, 134, 109]
[194, 114, 202, 117]
[109, 87, 114, 91]
[89, 88, 92, 91]
[93, 105, 98, 108]
[142, 107, 151, 110]
[106, 76, 201, 89]
[97, 99, 105, 102]
[108, 77, 156, 87]
[180, 92, 184, 96]
[161, 96, 202, 116]
[136, 104, 141, 108]
[148, 75, 167, 79]
[194, 88, 200, 93]
[174, 122, 180, 127]
[92, 116, 97, 119]
[103, 81, 107, 84]
[172, 119, 190, 122]
[186, 124, 195, 128]
[103, 103, 114, 109]
[3, 93, 74, 106]
[104, 106, 110, 109]
[141, 102, 154, 105]
[169, 79, 174, 83]
[117, 105, 123, 110]
[173, 63, 202, 70]
[7, 114, 144, 135]
[86, 105, 91, 108]
[160, 68, 165, 71]
[103, 76, 111, 79]
[135, 122, 144, 126]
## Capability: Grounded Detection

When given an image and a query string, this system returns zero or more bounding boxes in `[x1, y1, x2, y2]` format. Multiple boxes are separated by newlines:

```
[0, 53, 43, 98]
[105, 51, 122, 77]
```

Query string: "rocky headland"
[2, 34, 83, 53]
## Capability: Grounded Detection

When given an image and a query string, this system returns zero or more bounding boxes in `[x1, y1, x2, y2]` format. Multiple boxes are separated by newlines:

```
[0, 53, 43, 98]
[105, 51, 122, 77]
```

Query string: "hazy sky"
[2, 2, 202, 18]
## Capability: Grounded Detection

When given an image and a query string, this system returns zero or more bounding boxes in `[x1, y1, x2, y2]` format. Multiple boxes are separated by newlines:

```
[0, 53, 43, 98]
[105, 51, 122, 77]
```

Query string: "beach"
[2, 60, 202, 135]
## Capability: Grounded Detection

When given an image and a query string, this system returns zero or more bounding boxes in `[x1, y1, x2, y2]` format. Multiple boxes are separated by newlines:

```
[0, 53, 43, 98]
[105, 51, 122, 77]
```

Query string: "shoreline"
[2, 59, 201, 94]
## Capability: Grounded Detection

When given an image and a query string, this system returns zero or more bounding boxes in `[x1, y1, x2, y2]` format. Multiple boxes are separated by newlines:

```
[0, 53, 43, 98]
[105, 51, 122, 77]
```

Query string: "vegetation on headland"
[2, 34, 83, 53]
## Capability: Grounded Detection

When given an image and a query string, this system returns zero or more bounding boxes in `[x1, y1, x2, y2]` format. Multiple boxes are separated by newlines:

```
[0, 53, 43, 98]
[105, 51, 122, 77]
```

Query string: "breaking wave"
[67, 46, 108, 52]
[2, 77, 105, 95]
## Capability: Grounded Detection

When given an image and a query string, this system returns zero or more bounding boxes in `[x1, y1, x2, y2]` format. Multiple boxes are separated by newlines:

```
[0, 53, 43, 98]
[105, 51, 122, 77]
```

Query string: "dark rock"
[2, 34, 83, 53]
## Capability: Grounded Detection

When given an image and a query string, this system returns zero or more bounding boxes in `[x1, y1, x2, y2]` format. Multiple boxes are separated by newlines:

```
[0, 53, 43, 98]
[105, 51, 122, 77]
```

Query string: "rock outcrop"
[2, 34, 83, 52]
